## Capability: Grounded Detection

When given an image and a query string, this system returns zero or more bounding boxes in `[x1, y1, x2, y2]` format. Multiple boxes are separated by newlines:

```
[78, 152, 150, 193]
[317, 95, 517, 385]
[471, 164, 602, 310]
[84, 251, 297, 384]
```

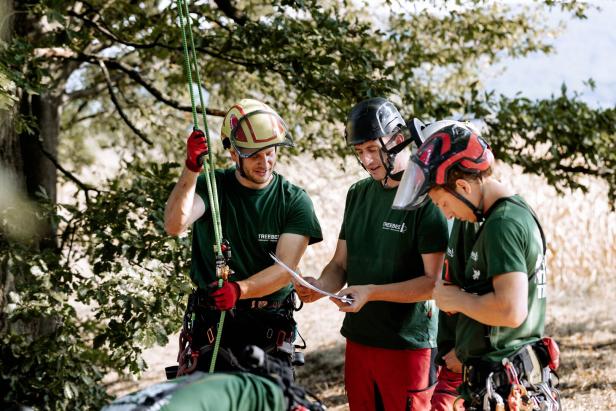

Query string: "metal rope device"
[174, 0, 228, 374]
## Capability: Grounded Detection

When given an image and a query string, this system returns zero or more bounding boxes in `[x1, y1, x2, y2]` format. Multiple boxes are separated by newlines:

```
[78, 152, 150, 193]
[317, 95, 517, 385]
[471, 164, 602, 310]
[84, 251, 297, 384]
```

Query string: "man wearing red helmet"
[296, 98, 449, 410]
[394, 120, 560, 411]
[164, 99, 322, 378]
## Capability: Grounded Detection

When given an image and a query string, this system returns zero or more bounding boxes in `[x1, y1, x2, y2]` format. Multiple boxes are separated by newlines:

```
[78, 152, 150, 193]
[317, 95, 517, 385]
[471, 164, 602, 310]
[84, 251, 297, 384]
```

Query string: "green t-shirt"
[339, 177, 449, 349]
[102, 372, 287, 411]
[191, 168, 323, 302]
[436, 219, 479, 363]
[453, 196, 547, 363]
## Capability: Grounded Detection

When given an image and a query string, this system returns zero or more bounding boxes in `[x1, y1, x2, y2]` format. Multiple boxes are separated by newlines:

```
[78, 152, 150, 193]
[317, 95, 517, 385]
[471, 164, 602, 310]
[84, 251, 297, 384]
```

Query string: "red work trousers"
[344, 339, 436, 411]
[430, 367, 464, 411]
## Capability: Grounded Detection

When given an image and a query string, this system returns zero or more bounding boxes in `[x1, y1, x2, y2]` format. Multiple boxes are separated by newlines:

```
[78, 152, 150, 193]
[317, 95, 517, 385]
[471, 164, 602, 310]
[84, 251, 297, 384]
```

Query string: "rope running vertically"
[175, 0, 226, 374]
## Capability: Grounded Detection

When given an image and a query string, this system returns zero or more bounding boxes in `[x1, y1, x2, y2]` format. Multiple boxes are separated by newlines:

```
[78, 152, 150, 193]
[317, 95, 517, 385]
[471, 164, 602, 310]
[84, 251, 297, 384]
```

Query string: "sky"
[485, 1, 616, 108]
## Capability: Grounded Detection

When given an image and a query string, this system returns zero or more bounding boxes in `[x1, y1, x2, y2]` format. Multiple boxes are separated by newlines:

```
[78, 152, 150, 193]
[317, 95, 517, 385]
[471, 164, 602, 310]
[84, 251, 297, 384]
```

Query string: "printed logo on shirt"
[382, 221, 407, 233]
[471, 251, 479, 261]
[447, 247, 455, 258]
[472, 268, 481, 280]
[535, 255, 548, 299]
[258, 233, 280, 242]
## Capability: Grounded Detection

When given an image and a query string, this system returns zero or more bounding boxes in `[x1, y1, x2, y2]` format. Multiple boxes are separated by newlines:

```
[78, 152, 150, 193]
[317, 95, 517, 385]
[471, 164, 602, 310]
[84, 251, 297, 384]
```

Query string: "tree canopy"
[0, 0, 614, 409]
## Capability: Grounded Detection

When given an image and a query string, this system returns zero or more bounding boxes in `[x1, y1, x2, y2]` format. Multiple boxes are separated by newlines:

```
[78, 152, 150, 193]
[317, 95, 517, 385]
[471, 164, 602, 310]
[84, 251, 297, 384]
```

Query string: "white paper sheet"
[269, 253, 354, 304]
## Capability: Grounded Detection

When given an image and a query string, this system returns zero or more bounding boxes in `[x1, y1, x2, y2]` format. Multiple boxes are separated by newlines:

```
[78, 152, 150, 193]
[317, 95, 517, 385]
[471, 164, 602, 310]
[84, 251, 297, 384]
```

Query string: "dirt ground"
[106, 157, 616, 409]
[108, 277, 616, 411]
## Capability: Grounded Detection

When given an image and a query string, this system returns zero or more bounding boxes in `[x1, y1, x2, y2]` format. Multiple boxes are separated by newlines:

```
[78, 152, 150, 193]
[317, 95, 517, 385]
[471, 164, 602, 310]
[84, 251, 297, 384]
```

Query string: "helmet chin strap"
[380, 150, 399, 186]
[237, 157, 247, 178]
[444, 184, 485, 222]
[378, 134, 411, 186]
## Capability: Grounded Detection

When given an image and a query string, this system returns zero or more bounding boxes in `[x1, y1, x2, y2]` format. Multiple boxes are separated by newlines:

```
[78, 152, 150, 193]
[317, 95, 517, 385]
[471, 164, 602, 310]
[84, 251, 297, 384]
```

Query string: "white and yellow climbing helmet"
[221, 99, 294, 158]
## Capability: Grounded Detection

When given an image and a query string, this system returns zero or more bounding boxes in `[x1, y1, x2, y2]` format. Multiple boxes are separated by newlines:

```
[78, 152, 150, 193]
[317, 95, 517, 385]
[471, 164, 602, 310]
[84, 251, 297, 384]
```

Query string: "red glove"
[185, 129, 208, 172]
[208, 281, 241, 310]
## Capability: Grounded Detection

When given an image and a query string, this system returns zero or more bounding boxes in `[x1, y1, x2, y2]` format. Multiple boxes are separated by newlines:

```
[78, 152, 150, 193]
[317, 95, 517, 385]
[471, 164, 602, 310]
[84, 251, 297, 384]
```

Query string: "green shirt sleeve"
[416, 201, 449, 254]
[484, 216, 529, 278]
[338, 185, 353, 241]
[284, 189, 323, 245]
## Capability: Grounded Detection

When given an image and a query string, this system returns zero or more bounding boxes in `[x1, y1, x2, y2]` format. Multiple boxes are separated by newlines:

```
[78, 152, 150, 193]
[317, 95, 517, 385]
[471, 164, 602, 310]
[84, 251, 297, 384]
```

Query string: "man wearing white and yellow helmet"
[164, 99, 322, 378]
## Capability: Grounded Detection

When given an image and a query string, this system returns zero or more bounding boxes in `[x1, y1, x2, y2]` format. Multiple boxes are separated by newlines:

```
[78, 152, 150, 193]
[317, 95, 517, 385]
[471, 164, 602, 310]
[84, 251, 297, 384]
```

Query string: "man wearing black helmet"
[296, 98, 449, 410]
[394, 120, 560, 411]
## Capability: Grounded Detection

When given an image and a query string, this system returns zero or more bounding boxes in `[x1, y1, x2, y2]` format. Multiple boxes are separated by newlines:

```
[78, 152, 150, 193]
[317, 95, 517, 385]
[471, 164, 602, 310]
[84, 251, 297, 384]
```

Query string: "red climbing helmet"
[393, 120, 494, 210]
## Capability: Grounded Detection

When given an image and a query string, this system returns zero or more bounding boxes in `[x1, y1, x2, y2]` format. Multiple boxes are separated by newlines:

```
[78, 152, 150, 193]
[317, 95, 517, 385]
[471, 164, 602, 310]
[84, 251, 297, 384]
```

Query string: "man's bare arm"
[237, 233, 309, 299]
[164, 168, 206, 236]
[333, 251, 444, 312]
[295, 239, 348, 303]
[433, 272, 528, 328]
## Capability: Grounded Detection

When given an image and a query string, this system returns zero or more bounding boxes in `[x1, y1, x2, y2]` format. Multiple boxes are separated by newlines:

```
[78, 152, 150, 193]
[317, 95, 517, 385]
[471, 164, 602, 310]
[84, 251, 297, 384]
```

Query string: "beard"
[237, 159, 275, 186]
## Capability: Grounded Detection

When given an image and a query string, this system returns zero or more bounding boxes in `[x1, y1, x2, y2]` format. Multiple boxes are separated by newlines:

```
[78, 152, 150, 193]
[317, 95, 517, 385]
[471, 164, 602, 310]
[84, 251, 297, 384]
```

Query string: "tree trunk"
[1, 0, 61, 334]
[19, 91, 60, 249]
[0, 0, 17, 334]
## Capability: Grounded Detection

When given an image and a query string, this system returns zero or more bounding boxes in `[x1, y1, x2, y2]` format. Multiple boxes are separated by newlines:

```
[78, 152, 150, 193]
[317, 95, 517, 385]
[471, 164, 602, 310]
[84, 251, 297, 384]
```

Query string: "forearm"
[237, 265, 292, 299]
[456, 291, 527, 328]
[364, 274, 435, 303]
[239, 232, 309, 299]
[164, 167, 199, 235]
[318, 259, 347, 294]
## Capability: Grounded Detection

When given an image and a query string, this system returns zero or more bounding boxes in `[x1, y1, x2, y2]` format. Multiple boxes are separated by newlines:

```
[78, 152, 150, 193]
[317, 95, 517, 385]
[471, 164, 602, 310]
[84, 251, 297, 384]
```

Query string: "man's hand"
[294, 276, 325, 303]
[208, 281, 241, 310]
[442, 348, 463, 373]
[433, 279, 462, 314]
[185, 129, 208, 172]
[330, 285, 371, 313]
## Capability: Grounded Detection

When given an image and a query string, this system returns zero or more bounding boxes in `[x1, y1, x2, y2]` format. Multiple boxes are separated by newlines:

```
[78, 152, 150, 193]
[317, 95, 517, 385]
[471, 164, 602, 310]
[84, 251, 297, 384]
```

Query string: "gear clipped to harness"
[215, 239, 234, 282]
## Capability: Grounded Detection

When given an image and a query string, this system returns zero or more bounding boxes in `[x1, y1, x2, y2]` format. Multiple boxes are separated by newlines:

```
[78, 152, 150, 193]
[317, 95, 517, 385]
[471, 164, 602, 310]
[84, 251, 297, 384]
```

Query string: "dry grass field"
[112, 156, 616, 410]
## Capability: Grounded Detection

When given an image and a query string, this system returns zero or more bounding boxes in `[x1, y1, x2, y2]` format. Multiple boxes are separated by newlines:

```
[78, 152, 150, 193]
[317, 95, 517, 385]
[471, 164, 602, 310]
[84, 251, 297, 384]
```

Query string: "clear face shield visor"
[392, 158, 430, 210]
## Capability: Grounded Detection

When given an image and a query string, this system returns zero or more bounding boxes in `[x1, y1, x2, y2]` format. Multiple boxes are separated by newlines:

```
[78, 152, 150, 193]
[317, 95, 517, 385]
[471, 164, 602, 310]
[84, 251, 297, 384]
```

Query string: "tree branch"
[65, 74, 119, 100]
[37, 141, 98, 203]
[67, 8, 165, 50]
[98, 60, 154, 146]
[554, 163, 613, 177]
[100, 56, 227, 116]
[34, 48, 226, 117]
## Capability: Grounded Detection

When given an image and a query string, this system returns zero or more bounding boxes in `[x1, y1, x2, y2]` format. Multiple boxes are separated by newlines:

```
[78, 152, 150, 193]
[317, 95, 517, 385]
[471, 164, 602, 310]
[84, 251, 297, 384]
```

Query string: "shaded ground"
[107, 279, 616, 411]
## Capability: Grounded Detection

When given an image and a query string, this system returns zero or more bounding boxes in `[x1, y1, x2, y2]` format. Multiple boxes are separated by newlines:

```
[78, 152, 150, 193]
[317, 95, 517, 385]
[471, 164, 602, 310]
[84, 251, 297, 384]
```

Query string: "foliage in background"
[1, 161, 190, 410]
[0, 0, 614, 409]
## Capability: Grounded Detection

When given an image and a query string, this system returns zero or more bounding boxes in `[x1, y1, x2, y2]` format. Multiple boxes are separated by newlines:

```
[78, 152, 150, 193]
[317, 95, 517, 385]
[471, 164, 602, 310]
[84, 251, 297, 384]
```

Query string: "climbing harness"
[174, 0, 229, 374]
[462, 339, 561, 411]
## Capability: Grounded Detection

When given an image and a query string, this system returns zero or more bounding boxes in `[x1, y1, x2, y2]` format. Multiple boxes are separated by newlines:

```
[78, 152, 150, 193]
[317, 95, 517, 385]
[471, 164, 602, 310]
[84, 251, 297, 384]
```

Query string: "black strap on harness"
[473, 196, 547, 267]
[177, 288, 301, 375]
[239, 345, 326, 411]
[460, 196, 546, 297]
[462, 340, 551, 389]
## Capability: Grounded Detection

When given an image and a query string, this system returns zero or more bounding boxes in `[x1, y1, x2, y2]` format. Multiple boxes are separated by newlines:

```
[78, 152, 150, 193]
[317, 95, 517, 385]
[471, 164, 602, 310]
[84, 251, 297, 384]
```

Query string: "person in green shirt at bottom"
[393, 120, 561, 411]
[164, 99, 322, 379]
[296, 98, 449, 410]
[102, 345, 325, 411]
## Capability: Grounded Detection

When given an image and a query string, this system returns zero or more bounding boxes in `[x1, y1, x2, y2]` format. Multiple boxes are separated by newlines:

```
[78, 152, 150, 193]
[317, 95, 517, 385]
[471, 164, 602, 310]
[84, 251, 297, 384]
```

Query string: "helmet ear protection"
[408, 118, 427, 148]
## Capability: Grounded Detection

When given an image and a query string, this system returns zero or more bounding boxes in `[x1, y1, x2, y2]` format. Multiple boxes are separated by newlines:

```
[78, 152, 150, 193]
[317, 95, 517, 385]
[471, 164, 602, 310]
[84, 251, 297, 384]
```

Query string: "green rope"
[180, 0, 223, 247]
[175, 0, 225, 374]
